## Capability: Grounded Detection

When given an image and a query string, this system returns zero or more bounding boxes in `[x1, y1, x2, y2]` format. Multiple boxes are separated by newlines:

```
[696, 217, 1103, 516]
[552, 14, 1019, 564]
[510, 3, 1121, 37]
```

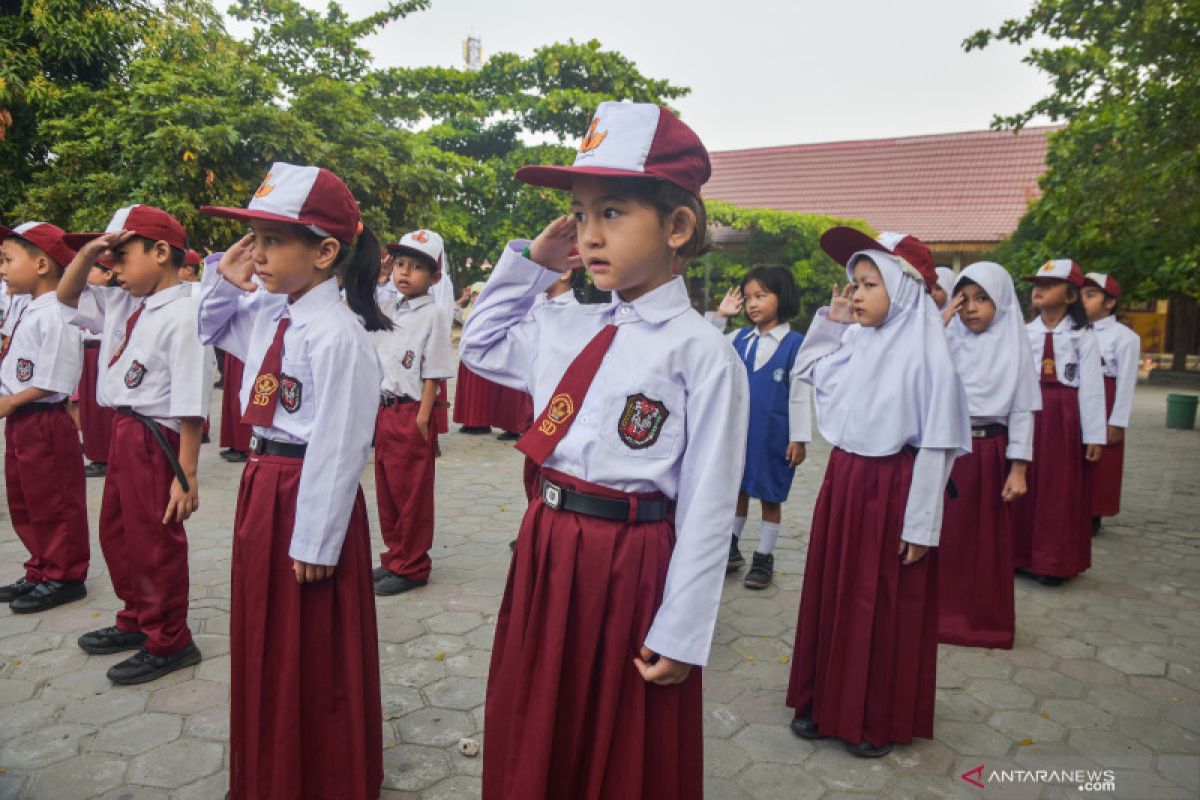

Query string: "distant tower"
[463, 35, 482, 71]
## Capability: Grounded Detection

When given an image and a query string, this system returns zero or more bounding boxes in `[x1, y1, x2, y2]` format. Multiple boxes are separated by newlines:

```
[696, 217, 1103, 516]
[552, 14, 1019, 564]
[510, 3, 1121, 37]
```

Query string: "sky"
[222, 0, 1052, 152]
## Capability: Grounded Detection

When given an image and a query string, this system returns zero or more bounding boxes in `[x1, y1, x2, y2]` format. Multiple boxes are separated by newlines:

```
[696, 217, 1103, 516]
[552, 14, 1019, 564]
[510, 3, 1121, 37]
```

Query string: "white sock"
[732, 516, 747, 539]
[757, 522, 781, 555]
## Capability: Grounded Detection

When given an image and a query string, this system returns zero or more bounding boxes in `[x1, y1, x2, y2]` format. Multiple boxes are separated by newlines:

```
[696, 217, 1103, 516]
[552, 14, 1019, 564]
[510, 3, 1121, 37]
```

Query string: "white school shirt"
[718, 320, 813, 443]
[374, 294, 456, 400]
[1091, 316, 1140, 429]
[197, 272, 382, 566]
[1, 294, 29, 337]
[461, 242, 750, 667]
[1024, 317, 1107, 445]
[0, 292, 82, 402]
[64, 283, 214, 431]
[796, 312, 958, 547]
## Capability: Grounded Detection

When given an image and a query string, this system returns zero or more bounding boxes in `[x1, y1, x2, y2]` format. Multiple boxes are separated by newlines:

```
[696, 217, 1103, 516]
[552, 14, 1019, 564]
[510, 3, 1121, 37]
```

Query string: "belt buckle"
[249, 434, 261, 454]
[972, 429, 985, 439]
[542, 481, 562, 510]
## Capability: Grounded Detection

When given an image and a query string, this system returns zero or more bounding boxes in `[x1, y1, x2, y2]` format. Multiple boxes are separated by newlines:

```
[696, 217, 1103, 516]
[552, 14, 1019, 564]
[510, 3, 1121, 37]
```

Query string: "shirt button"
[579, 414, 589, 424]
[620, 306, 631, 314]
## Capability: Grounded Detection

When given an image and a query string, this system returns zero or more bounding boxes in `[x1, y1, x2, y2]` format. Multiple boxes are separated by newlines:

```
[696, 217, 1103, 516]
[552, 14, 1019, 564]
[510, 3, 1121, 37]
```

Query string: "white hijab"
[945, 261, 1042, 419]
[935, 267, 956, 307]
[813, 251, 972, 457]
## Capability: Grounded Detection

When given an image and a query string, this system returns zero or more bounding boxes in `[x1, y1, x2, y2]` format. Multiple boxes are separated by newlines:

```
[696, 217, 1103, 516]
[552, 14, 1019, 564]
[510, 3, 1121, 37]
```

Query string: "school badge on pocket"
[15, 358, 33, 383]
[618, 393, 668, 450]
[1065, 363, 1078, 382]
[124, 360, 146, 388]
[402, 350, 415, 369]
[280, 374, 303, 413]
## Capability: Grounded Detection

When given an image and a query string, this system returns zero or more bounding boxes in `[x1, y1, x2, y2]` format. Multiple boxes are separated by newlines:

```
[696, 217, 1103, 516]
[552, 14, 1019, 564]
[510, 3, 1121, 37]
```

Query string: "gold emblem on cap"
[579, 118, 608, 153]
[1039, 262, 1056, 273]
[412, 230, 429, 243]
[254, 172, 277, 199]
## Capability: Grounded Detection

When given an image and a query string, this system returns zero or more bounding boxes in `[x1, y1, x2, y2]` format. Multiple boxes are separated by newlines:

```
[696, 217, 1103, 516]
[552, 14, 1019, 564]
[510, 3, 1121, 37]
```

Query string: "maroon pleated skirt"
[452, 361, 498, 428]
[229, 455, 382, 800]
[1013, 384, 1092, 578]
[483, 468, 702, 800]
[937, 432, 1015, 649]
[491, 385, 533, 436]
[1089, 376, 1123, 517]
[78, 343, 114, 463]
[786, 447, 939, 748]
[220, 353, 253, 452]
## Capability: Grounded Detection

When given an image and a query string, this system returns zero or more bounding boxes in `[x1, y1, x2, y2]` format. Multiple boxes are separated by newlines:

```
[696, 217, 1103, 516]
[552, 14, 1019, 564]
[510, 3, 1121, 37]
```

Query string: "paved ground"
[0, 379, 1197, 799]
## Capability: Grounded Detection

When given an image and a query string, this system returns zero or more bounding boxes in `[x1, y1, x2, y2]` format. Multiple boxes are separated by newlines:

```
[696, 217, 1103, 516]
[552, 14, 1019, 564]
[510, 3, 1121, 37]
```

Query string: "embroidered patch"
[124, 360, 146, 388]
[537, 393, 574, 436]
[773, 368, 785, 383]
[279, 373, 302, 413]
[617, 393, 669, 450]
[402, 350, 415, 369]
[1042, 358, 1056, 376]
[1064, 363, 1078, 382]
[251, 374, 279, 409]
[15, 358, 33, 383]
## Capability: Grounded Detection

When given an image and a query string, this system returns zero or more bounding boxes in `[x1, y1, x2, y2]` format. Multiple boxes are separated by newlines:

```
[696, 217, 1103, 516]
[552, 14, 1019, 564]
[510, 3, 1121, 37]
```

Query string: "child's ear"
[35, 255, 52, 277]
[430, 270, 442, 285]
[665, 206, 697, 251]
[313, 237, 341, 270]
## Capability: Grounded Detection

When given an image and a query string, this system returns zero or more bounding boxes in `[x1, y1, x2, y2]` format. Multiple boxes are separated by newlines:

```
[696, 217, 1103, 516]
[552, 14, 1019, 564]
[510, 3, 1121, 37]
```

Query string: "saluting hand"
[218, 233, 259, 292]
[716, 287, 743, 319]
[78, 229, 137, 265]
[529, 216, 579, 273]
[827, 283, 856, 324]
[942, 293, 964, 326]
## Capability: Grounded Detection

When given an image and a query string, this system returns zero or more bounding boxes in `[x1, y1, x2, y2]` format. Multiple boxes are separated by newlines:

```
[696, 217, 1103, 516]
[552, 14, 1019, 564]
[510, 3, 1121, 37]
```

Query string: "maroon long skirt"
[452, 361, 498, 428]
[220, 353, 253, 453]
[229, 455, 382, 800]
[483, 468, 702, 800]
[1013, 384, 1092, 578]
[1089, 376, 1124, 518]
[78, 342, 114, 463]
[786, 447, 939, 748]
[937, 432, 1015, 649]
[491, 385, 534, 436]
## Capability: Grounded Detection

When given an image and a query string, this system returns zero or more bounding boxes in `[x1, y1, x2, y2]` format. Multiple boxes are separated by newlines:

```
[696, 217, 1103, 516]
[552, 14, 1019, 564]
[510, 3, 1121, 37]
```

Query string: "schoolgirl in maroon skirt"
[199, 162, 386, 800]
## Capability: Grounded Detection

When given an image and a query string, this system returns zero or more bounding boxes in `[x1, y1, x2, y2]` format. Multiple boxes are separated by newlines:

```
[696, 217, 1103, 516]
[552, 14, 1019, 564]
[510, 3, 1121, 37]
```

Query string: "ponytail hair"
[329, 227, 393, 332]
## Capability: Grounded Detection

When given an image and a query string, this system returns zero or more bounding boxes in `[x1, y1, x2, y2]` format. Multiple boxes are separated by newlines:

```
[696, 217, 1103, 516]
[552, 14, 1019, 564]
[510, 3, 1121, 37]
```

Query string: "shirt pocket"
[599, 374, 685, 460]
[277, 354, 316, 423]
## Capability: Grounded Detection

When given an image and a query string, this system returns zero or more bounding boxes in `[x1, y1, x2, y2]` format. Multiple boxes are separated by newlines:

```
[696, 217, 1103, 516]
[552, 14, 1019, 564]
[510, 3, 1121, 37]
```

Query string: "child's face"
[249, 220, 337, 299]
[571, 176, 690, 299]
[109, 238, 170, 297]
[390, 254, 439, 298]
[742, 279, 779, 328]
[957, 283, 997, 333]
[1030, 278, 1070, 312]
[850, 258, 890, 327]
[0, 239, 45, 294]
[1081, 286, 1116, 322]
[930, 284, 948, 309]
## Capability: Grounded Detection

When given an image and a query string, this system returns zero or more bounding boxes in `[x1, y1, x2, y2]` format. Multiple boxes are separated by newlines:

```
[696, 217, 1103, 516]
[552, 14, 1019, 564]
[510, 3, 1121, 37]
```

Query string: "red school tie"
[242, 317, 289, 427]
[1039, 332, 1059, 385]
[516, 323, 618, 467]
[108, 302, 146, 366]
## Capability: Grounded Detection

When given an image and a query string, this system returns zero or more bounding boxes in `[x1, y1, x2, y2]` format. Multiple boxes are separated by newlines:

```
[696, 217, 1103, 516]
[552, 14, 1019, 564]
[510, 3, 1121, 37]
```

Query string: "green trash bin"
[1166, 394, 1198, 430]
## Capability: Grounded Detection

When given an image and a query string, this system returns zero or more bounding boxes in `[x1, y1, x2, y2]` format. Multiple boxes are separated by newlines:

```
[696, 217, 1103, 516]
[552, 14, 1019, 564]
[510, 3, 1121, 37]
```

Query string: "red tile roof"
[703, 127, 1057, 245]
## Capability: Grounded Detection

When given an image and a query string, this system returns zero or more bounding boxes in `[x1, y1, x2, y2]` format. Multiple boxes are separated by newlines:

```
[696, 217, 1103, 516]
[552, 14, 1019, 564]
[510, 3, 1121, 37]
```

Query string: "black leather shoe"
[0, 578, 36, 603]
[78, 626, 148, 655]
[85, 461, 107, 478]
[496, 431, 520, 441]
[107, 642, 201, 685]
[374, 571, 427, 596]
[1092, 516, 1102, 536]
[790, 715, 824, 740]
[458, 426, 492, 435]
[1035, 574, 1065, 587]
[847, 739, 893, 758]
[219, 449, 249, 463]
[744, 552, 774, 589]
[727, 536, 745, 572]
[9, 580, 86, 613]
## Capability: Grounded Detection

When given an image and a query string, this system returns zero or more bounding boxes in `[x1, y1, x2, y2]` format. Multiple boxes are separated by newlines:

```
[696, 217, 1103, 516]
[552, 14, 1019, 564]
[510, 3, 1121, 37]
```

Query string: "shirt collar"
[26, 292, 59, 311]
[144, 282, 191, 311]
[1092, 316, 1115, 331]
[398, 294, 434, 312]
[749, 321, 791, 340]
[279, 279, 341, 328]
[586, 276, 692, 325]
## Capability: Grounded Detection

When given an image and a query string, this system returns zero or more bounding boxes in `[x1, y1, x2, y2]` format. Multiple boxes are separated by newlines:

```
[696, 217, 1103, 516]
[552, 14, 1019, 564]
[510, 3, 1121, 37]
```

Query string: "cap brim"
[62, 233, 104, 249]
[819, 226, 883, 267]
[515, 164, 657, 190]
[199, 205, 307, 229]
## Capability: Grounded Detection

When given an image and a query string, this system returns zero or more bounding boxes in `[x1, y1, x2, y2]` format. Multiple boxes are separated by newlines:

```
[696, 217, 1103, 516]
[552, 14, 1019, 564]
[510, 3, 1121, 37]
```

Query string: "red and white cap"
[1084, 272, 1120, 299]
[185, 249, 202, 267]
[200, 162, 361, 244]
[516, 101, 711, 197]
[1022, 259, 1086, 287]
[0, 221, 79, 269]
[819, 226, 939, 293]
[387, 229, 444, 271]
[65, 205, 189, 252]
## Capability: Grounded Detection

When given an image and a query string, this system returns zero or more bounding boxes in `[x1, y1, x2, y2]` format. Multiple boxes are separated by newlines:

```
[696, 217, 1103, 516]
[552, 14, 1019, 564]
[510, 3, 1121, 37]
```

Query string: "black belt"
[380, 395, 417, 408]
[10, 400, 67, 417]
[539, 477, 672, 523]
[83, 341, 101, 350]
[972, 423, 1007, 439]
[248, 433, 307, 459]
[114, 406, 190, 493]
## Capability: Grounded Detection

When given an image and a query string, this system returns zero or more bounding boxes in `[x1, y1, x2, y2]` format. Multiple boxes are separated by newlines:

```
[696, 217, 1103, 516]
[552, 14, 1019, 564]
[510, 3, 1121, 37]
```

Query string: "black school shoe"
[847, 739, 893, 758]
[108, 642, 201, 685]
[1092, 516, 1102, 536]
[9, 580, 86, 613]
[496, 431, 520, 441]
[727, 536, 745, 572]
[84, 461, 107, 478]
[790, 715, 825, 740]
[0, 578, 36, 603]
[744, 552, 774, 589]
[458, 426, 492, 435]
[374, 570, 427, 596]
[78, 626, 148, 655]
[220, 449, 249, 463]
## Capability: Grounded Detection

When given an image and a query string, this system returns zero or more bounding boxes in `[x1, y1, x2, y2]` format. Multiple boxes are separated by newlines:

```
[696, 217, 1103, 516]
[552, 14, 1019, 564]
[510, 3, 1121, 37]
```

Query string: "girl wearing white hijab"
[938, 262, 1041, 649]
[786, 228, 971, 759]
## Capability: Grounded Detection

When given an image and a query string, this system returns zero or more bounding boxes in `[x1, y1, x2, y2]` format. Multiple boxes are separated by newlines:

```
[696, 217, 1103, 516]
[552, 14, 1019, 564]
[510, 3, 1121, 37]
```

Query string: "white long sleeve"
[1077, 329, 1108, 446]
[902, 447, 957, 546]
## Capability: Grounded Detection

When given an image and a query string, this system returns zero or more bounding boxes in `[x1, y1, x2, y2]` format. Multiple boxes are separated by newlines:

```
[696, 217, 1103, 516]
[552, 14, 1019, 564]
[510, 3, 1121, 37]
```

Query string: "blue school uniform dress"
[733, 325, 805, 503]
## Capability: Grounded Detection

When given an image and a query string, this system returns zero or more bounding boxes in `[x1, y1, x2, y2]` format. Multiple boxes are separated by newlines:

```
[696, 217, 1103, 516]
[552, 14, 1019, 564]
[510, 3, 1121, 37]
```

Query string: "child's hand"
[1001, 465, 1028, 502]
[786, 442, 806, 468]
[163, 476, 199, 523]
[1106, 425, 1124, 445]
[942, 293, 964, 326]
[293, 560, 335, 584]
[827, 283, 856, 324]
[716, 287, 743, 319]
[634, 646, 692, 686]
[898, 540, 929, 565]
[0, 396, 13, 419]
[415, 415, 430, 442]
[78, 229, 137, 263]
[1085, 444, 1103, 462]
[218, 233, 259, 292]
[528, 216, 578, 272]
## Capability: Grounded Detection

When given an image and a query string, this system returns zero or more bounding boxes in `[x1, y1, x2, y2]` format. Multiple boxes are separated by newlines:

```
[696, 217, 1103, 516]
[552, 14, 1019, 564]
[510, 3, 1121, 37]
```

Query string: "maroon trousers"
[1013, 384, 1092, 578]
[78, 342, 114, 463]
[229, 454, 382, 800]
[787, 448, 939, 748]
[375, 402, 436, 581]
[1089, 376, 1124, 518]
[99, 415, 192, 655]
[5, 406, 90, 583]
[483, 469, 702, 800]
[937, 432, 1015, 649]
[453, 361, 498, 427]
[220, 352, 253, 453]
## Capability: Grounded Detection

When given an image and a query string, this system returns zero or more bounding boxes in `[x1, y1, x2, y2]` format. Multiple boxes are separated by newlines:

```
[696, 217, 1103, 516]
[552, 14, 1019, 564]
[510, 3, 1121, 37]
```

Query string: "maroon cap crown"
[201, 162, 362, 244]
[0, 222, 78, 269]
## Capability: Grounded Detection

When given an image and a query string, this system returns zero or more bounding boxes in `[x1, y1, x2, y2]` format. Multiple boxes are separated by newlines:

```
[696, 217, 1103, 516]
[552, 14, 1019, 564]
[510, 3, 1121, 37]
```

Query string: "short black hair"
[741, 264, 800, 321]
[136, 236, 185, 269]
[593, 177, 708, 262]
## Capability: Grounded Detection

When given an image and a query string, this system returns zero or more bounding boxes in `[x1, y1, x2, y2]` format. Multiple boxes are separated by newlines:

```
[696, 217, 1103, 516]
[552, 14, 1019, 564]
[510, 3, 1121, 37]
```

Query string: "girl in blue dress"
[714, 265, 811, 588]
